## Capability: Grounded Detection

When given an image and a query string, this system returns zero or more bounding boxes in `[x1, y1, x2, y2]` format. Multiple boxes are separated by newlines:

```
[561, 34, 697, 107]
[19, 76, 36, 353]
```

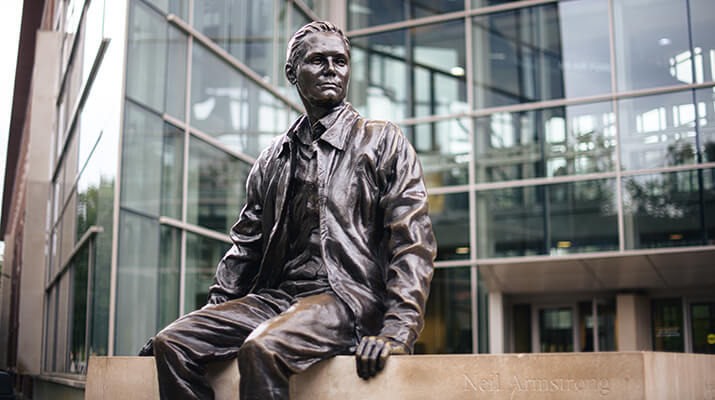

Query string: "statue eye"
[311, 57, 323, 65]
[336, 58, 346, 67]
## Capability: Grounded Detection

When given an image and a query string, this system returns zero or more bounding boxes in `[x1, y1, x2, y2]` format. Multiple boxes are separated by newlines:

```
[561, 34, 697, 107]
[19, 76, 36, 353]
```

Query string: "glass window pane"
[348, 0, 464, 31]
[477, 179, 618, 258]
[56, 274, 71, 372]
[404, 118, 469, 187]
[475, 102, 615, 183]
[126, 0, 187, 118]
[115, 211, 179, 355]
[513, 304, 531, 353]
[44, 287, 58, 372]
[68, 245, 89, 374]
[613, 0, 690, 91]
[430, 192, 469, 261]
[472, 0, 611, 108]
[690, 0, 715, 84]
[652, 298, 684, 352]
[142, 0, 189, 20]
[415, 267, 472, 354]
[690, 302, 715, 354]
[191, 42, 293, 158]
[350, 20, 466, 121]
[121, 102, 184, 218]
[597, 301, 617, 352]
[193, 0, 275, 81]
[619, 91, 696, 171]
[187, 138, 250, 233]
[185, 232, 232, 313]
[539, 307, 573, 352]
[623, 170, 708, 249]
[697, 88, 715, 163]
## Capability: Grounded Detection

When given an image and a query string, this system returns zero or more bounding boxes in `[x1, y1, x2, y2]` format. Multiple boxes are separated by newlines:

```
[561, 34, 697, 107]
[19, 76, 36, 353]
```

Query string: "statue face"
[293, 32, 350, 109]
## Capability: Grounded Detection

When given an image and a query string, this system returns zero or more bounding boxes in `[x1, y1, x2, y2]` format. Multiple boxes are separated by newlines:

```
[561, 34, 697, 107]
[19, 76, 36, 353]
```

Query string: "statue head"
[285, 21, 351, 109]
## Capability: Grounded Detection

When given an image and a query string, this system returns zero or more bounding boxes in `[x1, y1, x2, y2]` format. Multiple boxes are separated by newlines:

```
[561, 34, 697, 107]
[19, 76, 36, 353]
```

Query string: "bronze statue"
[139, 21, 436, 400]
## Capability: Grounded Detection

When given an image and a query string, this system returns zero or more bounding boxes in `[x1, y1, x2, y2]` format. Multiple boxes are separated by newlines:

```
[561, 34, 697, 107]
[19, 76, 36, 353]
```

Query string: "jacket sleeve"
[207, 154, 266, 303]
[376, 122, 437, 351]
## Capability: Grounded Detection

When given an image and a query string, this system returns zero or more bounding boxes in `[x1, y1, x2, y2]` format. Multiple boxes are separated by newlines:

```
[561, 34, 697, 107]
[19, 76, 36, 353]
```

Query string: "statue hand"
[355, 336, 408, 380]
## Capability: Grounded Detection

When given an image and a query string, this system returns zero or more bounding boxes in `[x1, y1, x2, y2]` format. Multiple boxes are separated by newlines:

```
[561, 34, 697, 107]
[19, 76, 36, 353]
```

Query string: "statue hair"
[285, 21, 350, 83]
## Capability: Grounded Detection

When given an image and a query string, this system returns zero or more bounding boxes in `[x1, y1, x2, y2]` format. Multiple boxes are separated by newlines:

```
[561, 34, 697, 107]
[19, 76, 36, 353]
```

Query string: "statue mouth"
[318, 82, 340, 89]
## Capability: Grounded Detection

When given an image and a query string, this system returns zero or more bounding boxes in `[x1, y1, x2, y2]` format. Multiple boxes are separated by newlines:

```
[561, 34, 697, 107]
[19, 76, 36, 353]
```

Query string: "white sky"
[0, 1, 24, 256]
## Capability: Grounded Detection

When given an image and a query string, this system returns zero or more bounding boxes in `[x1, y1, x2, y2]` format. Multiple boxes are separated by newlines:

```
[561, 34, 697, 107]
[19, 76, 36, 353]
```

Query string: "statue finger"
[368, 339, 385, 377]
[376, 342, 391, 372]
[357, 338, 376, 379]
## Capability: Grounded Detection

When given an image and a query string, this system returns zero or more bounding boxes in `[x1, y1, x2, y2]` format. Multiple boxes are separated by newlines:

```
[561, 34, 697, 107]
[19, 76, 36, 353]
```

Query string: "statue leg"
[238, 291, 355, 400]
[152, 292, 293, 400]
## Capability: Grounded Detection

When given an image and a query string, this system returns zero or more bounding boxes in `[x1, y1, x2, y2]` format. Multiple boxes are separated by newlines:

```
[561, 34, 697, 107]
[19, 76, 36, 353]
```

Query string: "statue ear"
[285, 64, 297, 85]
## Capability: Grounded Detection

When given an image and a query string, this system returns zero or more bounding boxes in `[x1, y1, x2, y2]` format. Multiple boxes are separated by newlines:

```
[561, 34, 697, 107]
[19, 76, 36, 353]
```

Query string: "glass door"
[691, 302, 715, 354]
[539, 307, 574, 352]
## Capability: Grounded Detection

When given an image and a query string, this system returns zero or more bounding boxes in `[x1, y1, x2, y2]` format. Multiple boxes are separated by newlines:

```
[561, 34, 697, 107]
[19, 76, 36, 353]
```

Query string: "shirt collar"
[279, 103, 358, 156]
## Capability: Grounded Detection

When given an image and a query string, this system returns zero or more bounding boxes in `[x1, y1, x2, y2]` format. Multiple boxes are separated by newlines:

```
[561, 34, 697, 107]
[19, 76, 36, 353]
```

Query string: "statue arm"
[356, 122, 436, 378]
[207, 155, 266, 304]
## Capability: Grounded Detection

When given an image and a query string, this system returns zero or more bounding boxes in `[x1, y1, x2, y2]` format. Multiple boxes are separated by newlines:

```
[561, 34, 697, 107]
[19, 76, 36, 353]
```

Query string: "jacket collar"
[277, 102, 359, 157]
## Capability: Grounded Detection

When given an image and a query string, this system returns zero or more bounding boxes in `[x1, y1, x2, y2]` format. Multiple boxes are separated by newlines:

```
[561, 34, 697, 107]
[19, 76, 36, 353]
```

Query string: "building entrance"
[512, 297, 616, 353]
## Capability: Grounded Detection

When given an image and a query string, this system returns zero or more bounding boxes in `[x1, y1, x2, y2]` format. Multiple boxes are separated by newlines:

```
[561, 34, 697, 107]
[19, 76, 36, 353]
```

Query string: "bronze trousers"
[151, 290, 356, 400]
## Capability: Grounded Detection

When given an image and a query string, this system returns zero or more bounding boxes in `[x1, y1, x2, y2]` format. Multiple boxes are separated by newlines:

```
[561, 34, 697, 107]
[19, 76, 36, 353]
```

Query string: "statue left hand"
[355, 336, 408, 380]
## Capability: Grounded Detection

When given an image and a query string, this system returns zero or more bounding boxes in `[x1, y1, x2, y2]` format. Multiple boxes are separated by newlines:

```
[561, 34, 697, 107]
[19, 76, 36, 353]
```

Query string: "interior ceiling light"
[450, 66, 465, 77]
[658, 38, 672, 46]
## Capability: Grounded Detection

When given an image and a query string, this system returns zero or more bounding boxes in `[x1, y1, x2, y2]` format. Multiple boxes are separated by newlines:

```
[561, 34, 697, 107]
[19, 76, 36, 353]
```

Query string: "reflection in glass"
[415, 267, 472, 354]
[476, 179, 618, 258]
[429, 192, 469, 261]
[115, 211, 180, 355]
[652, 298, 684, 352]
[121, 102, 184, 218]
[619, 91, 697, 171]
[404, 118, 469, 187]
[193, 0, 275, 81]
[513, 304, 531, 353]
[185, 232, 231, 313]
[539, 307, 573, 352]
[475, 102, 615, 183]
[56, 274, 70, 372]
[623, 170, 712, 249]
[187, 138, 250, 233]
[613, 0, 689, 91]
[68, 245, 89, 374]
[350, 20, 466, 121]
[472, 0, 611, 108]
[348, 0, 464, 30]
[126, 0, 187, 118]
[697, 88, 715, 162]
[691, 302, 715, 354]
[690, 0, 715, 84]
[191, 43, 294, 158]
[142, 0, 189, 19]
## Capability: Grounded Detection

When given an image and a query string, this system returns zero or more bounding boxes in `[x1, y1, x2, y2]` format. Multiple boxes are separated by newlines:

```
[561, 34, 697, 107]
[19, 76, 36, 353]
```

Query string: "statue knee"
[238, 332, 276, 366]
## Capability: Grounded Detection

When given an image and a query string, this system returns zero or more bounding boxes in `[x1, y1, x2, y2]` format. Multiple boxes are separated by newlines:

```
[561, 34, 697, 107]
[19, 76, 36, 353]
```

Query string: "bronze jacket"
[208, 103, 436, 351]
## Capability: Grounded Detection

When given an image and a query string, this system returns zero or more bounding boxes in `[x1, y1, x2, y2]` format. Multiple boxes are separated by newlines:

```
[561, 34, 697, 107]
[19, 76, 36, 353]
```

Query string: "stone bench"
[86, 352, 715, 399]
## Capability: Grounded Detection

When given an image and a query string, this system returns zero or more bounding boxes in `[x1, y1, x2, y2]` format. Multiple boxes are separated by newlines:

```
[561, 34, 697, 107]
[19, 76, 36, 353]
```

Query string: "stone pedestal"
[86, 352, 715, 399]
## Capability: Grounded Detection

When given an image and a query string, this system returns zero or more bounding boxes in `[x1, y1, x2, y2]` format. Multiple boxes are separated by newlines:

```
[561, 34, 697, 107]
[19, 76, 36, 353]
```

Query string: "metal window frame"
[166, 13, 304, 113]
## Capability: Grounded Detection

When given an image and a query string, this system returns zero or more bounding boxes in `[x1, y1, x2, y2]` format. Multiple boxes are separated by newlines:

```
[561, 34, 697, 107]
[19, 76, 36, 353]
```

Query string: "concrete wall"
[15, 30, 61, 375]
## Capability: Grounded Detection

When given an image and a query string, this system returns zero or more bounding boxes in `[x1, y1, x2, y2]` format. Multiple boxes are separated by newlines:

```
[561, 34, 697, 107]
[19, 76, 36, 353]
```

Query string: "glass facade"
[38, 0, 715, 372]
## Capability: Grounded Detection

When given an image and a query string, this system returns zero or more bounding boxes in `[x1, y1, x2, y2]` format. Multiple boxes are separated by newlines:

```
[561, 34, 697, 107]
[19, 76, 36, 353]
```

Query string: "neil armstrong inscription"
[463, 373, 611, 396]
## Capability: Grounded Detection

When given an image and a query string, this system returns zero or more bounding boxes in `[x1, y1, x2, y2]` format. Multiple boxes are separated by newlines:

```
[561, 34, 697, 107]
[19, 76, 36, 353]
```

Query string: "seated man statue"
[139, 20, 436, 400]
